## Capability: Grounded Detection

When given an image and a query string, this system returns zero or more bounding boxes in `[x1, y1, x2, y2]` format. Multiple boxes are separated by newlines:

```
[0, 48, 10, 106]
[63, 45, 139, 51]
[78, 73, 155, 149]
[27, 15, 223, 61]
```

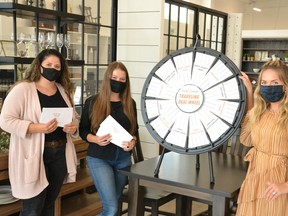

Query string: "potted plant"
[283, 54, 288, 62]
[0, 131, 10, 153]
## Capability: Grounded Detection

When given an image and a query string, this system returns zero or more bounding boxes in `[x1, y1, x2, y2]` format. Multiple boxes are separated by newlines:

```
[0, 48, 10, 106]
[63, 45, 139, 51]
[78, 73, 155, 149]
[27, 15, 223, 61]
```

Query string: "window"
[164, 0, 227, 55]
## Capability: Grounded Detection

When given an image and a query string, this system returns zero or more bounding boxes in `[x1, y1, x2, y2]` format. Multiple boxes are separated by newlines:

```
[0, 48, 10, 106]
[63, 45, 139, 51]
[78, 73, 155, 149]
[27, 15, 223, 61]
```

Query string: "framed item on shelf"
[261, 51, 268, 61]
[0, 42, 2, 56]
[0, 40, 17, 57]
[254, 51, 262, 61]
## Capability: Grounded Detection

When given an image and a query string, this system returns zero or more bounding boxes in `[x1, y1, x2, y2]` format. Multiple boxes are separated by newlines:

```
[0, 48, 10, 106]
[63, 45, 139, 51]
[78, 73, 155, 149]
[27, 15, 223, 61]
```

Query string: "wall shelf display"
[0, 0, 116, 117]
[241, 38, 288, 73]
[0, 1, 85, 112]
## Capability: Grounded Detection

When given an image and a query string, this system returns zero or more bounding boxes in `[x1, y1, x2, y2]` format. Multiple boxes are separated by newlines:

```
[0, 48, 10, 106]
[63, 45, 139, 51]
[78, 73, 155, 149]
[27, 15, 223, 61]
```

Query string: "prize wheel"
[141, 47, 246, 155]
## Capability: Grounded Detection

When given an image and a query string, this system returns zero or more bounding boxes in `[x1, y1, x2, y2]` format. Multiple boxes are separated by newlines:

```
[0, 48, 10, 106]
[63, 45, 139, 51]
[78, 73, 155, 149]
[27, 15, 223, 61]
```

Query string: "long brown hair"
[249, 60, 288, 128]
[90, 61, 137, 135]
[16, 49, 74, 105]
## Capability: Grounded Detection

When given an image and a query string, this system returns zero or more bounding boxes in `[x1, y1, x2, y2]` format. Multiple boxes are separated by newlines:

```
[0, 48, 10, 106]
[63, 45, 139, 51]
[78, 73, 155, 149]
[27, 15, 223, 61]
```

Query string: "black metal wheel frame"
[141, 46, 246, 155]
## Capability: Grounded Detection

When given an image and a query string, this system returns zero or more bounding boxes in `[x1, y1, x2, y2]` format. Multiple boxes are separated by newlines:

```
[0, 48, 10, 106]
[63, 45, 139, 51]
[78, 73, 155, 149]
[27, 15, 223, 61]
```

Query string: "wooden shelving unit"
[241, 38, 288, 73]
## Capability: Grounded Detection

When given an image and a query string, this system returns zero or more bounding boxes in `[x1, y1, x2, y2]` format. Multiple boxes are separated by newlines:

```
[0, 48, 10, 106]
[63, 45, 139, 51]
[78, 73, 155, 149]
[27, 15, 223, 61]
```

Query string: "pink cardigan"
[0, 81, 78, 199]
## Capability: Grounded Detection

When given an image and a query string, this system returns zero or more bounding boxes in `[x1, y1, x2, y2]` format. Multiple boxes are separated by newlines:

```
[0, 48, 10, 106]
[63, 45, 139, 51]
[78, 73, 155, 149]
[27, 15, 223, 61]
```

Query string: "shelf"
[0, 57, 84, 66]
[67, 60, 84, 66]
[242, 60, 266, 63]
[0, 199, 21, 216]
[0, 3, 84, 22]
[0, 57, 34, 65]
[243, 48, 288, 51]
[245, 72, 260, 75]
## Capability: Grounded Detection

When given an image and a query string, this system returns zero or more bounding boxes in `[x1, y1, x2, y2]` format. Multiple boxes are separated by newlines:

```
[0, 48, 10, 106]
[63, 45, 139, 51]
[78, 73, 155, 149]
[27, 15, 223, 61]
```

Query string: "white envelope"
[96, 115, 133, 147]
[39, 107, 73, 127]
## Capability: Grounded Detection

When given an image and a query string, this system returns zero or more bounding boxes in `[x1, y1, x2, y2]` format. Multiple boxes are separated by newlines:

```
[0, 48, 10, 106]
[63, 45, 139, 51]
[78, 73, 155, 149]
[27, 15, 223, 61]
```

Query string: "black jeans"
[20, 145, 67, 216]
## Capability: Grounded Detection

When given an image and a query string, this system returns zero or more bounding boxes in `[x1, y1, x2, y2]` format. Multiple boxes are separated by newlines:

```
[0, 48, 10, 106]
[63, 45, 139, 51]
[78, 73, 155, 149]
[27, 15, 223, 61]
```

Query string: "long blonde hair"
[90, 61, 137, 135]
[248, 60, 288, 129]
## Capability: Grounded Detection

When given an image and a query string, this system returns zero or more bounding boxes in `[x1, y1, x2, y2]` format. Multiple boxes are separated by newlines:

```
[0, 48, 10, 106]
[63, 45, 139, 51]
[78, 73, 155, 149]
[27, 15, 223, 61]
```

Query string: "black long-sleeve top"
[79, 95, 138, 160]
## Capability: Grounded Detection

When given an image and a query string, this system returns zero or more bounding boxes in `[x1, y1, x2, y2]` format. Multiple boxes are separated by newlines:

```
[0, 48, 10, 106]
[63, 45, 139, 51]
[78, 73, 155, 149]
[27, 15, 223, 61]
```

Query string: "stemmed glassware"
[56, 33, 63, 53]
[17, 33, 27, 57]
[26, 34, 36, 57]
[64, 34, 71, 60]
[46, 32, 55, 49]
[38, 32, 45, 51]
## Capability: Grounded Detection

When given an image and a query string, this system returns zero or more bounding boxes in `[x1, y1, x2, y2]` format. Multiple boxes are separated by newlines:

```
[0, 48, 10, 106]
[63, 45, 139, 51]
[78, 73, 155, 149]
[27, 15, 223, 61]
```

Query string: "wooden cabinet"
[0, 139, 102, 216]
[241, 38, 288, 73]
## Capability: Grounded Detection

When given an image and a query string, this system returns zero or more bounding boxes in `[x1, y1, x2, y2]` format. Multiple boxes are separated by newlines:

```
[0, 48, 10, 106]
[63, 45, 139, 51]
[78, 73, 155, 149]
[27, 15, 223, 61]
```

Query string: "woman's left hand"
[239, 72, 253, 93]
[264, 182, 288, 201]
[63, 122, 78, 134]
[122, 139, 136, 151]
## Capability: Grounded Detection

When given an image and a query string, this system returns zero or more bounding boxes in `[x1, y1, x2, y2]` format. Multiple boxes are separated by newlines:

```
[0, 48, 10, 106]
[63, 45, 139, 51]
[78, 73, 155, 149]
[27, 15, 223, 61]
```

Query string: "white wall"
[117, 0, 165, 158]
[226, 13, 243, 68]
[211, 0, 288, 30]
[241, 0, 288, 30]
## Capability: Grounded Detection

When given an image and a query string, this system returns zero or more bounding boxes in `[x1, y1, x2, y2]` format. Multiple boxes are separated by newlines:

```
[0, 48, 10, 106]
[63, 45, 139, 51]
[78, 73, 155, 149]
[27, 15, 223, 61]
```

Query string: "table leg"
[128, 177, 144, 216]
[212, 196, 226, 216]
[176, 195, 192, 216]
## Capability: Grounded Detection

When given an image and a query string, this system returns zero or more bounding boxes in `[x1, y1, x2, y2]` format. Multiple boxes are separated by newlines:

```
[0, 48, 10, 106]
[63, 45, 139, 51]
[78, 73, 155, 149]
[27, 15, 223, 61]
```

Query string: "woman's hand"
[239, 72, 253, 93]
[239, 72, 253, 111]
[264, 182, 288, 201]
[87, 133, 112, 146]
[122, 138, 136, 151]
[63, 121, 78, 135]
[28, 118, 58, 134]
[43, 118, 58, 134]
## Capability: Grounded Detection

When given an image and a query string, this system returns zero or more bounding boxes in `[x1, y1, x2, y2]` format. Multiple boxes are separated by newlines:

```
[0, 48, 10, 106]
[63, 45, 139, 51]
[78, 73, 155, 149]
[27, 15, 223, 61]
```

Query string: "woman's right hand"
[27, 118, 58, 134]
[88, 133, 112, 146]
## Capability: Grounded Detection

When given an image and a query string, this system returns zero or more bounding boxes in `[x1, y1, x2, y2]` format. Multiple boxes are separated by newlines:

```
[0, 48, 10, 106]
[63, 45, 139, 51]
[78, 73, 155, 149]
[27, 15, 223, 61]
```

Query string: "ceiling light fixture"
[253, 7, 262, 12]
[249, 0, 262, 12]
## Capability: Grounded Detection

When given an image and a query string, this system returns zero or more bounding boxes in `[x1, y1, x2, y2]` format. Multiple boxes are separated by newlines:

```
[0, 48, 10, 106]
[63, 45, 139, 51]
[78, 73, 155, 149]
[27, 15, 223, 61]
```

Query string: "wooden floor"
[120, 200, 208, 216]
[61, 192, 208, 216]
[61, 191, 102, 216]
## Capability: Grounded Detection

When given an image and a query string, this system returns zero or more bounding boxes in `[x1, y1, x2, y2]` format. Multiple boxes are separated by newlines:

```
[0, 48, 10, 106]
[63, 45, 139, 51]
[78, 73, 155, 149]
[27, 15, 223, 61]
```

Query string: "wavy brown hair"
[90, 61, 137, 135]
[14, 49, 74, 105]
[248, 60, 288, 129]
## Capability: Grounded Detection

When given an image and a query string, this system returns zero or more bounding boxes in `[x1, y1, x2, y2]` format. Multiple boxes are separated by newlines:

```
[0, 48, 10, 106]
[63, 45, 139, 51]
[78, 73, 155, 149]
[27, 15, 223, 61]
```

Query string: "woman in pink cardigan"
[0, 49, 78, 215]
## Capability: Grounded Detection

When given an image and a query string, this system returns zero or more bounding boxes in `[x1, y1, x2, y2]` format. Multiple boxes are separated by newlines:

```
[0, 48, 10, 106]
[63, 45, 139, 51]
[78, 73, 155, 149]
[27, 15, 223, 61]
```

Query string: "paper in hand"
[96, 115, 133, 147]
[39, 107, 73, 127]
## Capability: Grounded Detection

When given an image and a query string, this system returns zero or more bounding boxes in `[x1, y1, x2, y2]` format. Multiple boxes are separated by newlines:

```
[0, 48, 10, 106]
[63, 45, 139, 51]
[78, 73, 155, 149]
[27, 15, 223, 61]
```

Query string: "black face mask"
[260, 85, 285, 103]
[41, 65, 61, 82]
[110, 79, 126, 93]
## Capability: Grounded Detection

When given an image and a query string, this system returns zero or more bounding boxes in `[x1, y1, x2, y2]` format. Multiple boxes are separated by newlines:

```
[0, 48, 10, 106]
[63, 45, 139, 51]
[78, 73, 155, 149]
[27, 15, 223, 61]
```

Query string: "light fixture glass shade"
[253, 7, 262, 12]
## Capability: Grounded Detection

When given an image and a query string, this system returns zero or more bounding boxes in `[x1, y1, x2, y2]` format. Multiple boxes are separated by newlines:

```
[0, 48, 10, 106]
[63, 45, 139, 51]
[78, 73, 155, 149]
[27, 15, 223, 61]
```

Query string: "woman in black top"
[0, 49, 78, 216]
[79, 61, 138, 216]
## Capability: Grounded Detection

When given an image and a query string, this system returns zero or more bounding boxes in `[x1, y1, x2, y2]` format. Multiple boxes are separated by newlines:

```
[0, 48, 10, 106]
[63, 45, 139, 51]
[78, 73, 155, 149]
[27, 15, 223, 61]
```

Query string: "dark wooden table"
[119, 151, 248, 216]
